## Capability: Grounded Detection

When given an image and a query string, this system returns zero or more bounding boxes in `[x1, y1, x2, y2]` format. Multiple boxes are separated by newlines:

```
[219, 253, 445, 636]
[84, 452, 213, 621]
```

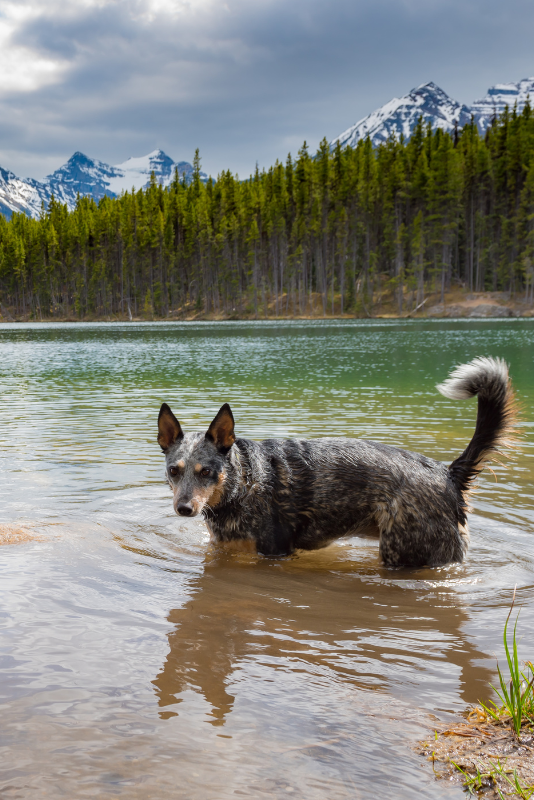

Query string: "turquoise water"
[0, 319, 533, 799]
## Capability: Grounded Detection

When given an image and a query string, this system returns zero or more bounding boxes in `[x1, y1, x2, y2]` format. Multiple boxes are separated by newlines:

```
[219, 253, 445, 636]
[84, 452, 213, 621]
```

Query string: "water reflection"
[153, 545, 497, 726]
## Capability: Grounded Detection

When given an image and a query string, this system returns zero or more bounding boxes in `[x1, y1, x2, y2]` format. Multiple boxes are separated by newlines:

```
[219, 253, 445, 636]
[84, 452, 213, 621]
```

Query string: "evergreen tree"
[1, 110, 534, 320]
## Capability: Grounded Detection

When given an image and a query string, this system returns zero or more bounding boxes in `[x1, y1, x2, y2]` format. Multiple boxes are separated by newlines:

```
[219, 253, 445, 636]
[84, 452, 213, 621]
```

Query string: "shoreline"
[1, 312, 533, 324]
[1, 290, 533, 324]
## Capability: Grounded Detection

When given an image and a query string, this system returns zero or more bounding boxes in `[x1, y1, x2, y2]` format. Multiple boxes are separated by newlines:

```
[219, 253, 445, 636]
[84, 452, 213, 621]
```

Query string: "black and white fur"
[157, 357, 517, 567]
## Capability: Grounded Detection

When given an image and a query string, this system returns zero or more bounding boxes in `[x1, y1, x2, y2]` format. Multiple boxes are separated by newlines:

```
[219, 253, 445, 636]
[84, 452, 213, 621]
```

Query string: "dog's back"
[209, 436, 463, 566]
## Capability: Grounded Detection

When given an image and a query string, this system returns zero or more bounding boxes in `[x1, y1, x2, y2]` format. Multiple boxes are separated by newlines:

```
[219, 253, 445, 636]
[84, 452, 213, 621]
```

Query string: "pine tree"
[1, 108, 534, 319]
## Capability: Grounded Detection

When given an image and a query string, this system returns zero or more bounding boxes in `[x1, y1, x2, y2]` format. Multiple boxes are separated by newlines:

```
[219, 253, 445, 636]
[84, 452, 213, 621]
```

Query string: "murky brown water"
[1, 320, 533, 798]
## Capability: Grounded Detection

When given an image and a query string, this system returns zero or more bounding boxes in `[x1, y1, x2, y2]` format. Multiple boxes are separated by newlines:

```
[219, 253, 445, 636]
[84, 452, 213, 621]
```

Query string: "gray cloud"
[1, 0, 534, 181]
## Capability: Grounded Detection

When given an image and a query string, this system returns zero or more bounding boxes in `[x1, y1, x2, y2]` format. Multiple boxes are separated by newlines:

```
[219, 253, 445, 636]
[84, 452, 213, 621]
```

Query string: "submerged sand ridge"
[0, 523, 46, 545]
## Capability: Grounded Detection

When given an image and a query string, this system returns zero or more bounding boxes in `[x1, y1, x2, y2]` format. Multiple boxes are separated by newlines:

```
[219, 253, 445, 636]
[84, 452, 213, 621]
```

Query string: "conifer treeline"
[1, 106, 534, 320]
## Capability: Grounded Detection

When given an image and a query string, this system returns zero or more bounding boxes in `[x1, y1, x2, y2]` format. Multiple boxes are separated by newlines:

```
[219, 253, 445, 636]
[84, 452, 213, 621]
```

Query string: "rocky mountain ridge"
[0, 149, 205, 219]
[2, 77, 534, 219]
[331, 77, 534, 149]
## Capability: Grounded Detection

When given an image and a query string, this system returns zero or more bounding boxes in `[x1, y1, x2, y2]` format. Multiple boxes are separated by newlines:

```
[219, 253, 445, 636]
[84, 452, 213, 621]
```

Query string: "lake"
[0, 319, 533, 799]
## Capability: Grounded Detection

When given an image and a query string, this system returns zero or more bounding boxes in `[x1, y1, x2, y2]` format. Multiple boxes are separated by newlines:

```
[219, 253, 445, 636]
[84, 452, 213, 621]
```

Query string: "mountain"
[0, 168, 48, 219]
[46, 149, 201, 205]
[3, 77, 534, 220]
[331, 77, 534, 150]
[106, 150, 198, 194]
[0, 149, 205, 219]
[471, 77, 534, 133]
[331, 82, 472, 149]
[45, 152, 124, 207]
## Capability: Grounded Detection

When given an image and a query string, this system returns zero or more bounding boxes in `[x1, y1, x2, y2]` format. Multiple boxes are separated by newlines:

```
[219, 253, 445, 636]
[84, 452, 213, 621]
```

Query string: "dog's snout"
[177, 503, 194, 517]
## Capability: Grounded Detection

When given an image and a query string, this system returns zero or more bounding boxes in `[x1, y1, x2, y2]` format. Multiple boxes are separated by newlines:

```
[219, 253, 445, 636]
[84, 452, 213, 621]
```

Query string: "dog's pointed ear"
[158, 403, 183, 451]
[206, 404, 235, 452]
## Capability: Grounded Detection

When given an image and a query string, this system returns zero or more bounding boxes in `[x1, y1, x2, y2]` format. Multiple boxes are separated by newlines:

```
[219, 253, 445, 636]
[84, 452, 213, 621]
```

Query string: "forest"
[1, 104, 534, 320]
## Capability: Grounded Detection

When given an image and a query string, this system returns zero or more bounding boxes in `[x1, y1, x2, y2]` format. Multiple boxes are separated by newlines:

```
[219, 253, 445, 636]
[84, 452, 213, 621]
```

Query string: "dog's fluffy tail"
[436, 356, 518, 495]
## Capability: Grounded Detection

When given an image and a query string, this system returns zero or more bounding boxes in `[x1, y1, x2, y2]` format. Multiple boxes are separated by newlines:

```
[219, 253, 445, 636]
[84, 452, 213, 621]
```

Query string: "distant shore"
[1, 289, 533, 323]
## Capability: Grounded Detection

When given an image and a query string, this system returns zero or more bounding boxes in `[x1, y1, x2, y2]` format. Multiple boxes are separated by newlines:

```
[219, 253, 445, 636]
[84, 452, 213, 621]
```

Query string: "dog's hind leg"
[376, 504, 469, 568]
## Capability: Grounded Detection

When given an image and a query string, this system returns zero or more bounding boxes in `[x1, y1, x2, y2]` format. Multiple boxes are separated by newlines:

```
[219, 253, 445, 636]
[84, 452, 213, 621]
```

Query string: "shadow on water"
[151, 543, 497, 726]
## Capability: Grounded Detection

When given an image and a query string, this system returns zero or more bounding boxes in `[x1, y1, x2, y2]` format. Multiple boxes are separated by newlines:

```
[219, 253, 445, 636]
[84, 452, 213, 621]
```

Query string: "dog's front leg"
[253, 505, 296, 557]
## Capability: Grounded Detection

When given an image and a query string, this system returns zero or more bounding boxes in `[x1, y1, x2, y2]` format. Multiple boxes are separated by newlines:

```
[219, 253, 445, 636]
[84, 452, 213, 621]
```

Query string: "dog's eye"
[168, 466, 180, 477]
[200, 468, 211, 477]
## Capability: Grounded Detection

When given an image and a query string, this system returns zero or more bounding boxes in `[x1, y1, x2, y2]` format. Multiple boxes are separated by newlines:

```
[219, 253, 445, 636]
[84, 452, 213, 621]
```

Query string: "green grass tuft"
[480, 588, 534, 737]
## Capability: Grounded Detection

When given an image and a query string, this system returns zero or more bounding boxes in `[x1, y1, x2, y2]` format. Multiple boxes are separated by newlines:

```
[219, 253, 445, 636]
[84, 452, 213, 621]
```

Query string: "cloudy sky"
[1, 0, 534, 181]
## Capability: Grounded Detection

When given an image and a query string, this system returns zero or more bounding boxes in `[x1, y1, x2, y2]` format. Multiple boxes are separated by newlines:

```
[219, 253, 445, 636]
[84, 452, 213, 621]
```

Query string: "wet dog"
[157, 357, 517, 567]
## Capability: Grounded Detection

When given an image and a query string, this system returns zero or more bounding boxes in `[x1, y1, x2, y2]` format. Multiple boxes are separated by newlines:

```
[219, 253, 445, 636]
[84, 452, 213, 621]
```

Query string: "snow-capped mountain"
[331, 82, 472, 150]
[331, 77, 534, 150]
[0, 168, 48, 219]
[471, 78, 534, 133]
[46, 152, 124, 207]
[106, 150, 198, 194]
[0, 149, 205, 219]
[2, 76, 533, 220]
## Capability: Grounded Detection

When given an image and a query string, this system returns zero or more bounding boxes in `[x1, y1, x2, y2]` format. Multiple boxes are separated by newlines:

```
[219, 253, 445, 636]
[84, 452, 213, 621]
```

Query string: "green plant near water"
[447, 593, 534, 798]
[480, 592, 534, 737]
[452, 758, 534, 800]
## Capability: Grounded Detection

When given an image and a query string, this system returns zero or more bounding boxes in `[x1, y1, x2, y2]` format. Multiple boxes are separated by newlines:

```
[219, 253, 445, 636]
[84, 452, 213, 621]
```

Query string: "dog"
[157, 357, 517, 567]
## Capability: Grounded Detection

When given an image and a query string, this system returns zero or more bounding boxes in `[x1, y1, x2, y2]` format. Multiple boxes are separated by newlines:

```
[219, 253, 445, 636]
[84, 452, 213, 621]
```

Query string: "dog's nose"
[177, 503, 194, 517]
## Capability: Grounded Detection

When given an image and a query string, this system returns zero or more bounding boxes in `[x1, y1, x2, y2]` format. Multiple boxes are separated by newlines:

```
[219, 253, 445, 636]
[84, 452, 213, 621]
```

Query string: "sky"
[1, 0, 534, 182]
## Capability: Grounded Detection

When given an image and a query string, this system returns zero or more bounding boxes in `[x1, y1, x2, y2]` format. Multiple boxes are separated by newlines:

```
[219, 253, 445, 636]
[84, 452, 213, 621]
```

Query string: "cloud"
[0, 3, 67, 93]
[0, 0, 534, 180]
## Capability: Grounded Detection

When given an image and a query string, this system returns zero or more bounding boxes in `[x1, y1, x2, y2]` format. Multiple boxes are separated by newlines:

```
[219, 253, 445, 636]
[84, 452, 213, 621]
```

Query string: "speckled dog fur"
[157, 357, 517, 567]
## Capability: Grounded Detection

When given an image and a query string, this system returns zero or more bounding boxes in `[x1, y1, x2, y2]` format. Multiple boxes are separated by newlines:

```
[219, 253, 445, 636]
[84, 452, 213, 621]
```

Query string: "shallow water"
[0, 319, 533, 799]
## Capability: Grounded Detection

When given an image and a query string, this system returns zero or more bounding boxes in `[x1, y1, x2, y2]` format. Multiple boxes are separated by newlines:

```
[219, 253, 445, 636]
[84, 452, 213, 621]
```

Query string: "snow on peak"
[47, 152, 122, 190]
[108, 149, 187, 194]
[0, 149, 206, 219]
[331, 82, 472, 150]
[331, 76, 534, 152]
[114, 149, 170, 172]
[0, 166, 48, 219]
[471, 77, 534, 133]
[3, 76, 534, 220]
